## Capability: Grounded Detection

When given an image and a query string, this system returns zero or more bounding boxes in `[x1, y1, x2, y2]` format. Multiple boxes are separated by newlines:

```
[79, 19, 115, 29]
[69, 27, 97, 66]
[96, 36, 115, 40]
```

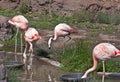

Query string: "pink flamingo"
[23, 27, 41, 65]
[48, 23, 76, 49]
[23, 27, 41, 80]
[8, 15, 29, 61]
[23, 27, 41, 57]
[81, 43, 120, 78]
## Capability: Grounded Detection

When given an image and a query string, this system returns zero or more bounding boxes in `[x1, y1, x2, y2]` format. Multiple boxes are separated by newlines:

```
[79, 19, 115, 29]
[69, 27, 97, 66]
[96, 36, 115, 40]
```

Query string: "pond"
[0, 51, 120, 82]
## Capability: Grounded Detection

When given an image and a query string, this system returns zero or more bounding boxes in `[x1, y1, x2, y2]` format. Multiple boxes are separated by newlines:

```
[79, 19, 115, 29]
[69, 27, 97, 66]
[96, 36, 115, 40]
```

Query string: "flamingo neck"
[53, 35, 57, 40]
[81, 55, 98, 78]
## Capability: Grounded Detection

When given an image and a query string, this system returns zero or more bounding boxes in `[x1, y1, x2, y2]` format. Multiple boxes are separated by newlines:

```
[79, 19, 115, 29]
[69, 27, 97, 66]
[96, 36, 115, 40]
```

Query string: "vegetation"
[7, 68, 21, 82]
[19, 1, 32, 14]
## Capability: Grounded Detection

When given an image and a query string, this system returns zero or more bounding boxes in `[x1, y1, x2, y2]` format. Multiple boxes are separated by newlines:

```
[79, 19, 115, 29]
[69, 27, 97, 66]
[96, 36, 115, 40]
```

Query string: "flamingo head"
[70, 28, 76, 33]
[115, 51, 120, 56]
[8, 19, 16, 26]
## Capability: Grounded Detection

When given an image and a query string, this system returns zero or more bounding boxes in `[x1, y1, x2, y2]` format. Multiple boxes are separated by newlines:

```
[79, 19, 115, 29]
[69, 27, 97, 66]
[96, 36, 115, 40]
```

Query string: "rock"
[0, 15, 13, 42]
[0, 59, 7, 81]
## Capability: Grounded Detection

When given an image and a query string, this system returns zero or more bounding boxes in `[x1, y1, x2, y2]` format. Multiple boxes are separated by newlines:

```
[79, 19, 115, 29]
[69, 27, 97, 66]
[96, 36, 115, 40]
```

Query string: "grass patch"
[0, 9, 18, 17]
[7, 68, 21, 82]
[60, 40, 94, 72]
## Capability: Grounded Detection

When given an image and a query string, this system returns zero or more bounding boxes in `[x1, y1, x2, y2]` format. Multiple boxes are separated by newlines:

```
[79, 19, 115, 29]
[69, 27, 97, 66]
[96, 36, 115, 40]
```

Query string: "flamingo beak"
[49, 47, 51, 49]
[70, 28, 77, 34]
[115, 51, 120, 56]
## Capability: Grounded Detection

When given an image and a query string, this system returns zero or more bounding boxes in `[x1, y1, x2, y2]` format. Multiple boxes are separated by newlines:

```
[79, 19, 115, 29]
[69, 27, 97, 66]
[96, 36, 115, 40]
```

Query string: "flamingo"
[81, 43, 120, 78]
[23, 28, 41, 56]
[23, 27, 41, 69]
[8, 15, 29, 61]
[48, 23, 76, 49]
[23, 27, 41, 81]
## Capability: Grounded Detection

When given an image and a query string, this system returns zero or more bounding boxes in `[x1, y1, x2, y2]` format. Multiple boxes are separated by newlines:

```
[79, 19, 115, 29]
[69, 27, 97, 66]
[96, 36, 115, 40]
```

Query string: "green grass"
[7, 68, 21, 82]
[0, 9, 18, 17]
[60, 40, 94, 72]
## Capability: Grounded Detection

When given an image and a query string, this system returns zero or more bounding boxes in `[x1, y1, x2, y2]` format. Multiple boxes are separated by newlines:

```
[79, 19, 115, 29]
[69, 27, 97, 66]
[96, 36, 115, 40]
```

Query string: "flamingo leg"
[64, 35, 71, 45]
[102, 61, 105, 75]
[21, 33, 23, 53]
[66, 35, 71, 41]
[20, 33, 23, 62]
[102, 61, 105, 82]
[28, 42, 33, 53]
[14, 28, 19, 61]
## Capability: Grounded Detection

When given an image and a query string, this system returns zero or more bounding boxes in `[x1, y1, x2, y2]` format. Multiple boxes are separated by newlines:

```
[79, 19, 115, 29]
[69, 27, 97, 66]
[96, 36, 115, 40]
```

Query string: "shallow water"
[0, 51, 120, 82]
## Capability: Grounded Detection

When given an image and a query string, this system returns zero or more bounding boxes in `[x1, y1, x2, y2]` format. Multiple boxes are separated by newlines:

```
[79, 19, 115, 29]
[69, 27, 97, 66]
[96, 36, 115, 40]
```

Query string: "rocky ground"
[0, 0, 120, 16]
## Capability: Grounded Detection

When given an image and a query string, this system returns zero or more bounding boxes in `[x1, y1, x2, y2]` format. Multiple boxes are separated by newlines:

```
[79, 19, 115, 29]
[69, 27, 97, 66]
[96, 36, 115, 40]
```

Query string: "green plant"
[72, 10, 94, 23]
[111, 13, 120, 25]
[0, 9, 17, 17]
[19, 2, 31, 14]
[60, 40, 94, 72]
[96, 12, 111, 24]
[7, 68, 21, 82]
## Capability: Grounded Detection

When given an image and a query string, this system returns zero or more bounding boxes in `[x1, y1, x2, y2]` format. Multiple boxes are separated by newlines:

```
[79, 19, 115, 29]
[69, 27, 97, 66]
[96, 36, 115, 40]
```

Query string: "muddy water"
[20, 58, 65, 82]
[1, 51, 120, 82]
[0, 51, 65, 82]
